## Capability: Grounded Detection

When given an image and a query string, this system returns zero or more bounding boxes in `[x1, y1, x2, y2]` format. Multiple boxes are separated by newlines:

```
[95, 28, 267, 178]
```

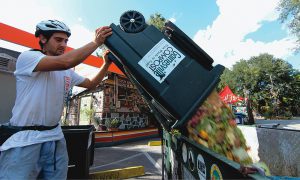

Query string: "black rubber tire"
[119, 10, 146, 33]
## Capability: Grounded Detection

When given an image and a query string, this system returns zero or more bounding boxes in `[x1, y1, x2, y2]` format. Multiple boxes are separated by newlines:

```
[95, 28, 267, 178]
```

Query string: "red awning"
[219, 86, 243, 104]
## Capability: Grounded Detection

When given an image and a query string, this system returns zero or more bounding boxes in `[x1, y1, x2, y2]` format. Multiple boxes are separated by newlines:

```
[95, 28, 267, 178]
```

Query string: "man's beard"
[55, 49, 65, 56]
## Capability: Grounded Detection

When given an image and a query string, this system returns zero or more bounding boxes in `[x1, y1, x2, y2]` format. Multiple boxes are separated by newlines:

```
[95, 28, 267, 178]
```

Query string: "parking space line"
[143, 152, 162, 174]
[90, 153, 144, 171]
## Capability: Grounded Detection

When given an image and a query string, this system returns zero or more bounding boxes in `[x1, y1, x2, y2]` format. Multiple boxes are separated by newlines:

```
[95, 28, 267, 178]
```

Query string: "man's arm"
[34, 26, 112, 72]
[77, 51, 112, 90]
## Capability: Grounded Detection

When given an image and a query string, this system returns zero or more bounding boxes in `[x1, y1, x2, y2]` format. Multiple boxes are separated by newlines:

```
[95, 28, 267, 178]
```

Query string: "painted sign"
[210, 164, 223, 180]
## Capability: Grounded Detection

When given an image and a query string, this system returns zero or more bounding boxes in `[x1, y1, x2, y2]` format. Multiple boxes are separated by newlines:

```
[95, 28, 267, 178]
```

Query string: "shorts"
[0, 138, 68, 180]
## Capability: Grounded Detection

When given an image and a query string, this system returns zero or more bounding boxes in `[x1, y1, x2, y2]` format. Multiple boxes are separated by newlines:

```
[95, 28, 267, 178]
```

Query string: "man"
[0, 20, 112, 179]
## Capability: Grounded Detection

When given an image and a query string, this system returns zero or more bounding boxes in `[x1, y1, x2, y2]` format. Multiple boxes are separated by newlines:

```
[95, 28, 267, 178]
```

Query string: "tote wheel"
[120, 10, 146, 33]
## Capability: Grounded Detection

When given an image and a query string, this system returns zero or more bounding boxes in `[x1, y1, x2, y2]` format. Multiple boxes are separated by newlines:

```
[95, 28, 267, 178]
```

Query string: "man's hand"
[94, 26, 112, 46]
[78, 49, 112, 90]
[102, 50, 112, 65]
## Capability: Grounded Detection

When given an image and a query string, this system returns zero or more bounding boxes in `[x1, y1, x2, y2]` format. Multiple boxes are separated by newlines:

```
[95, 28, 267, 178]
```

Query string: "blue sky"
[1, 0, 299, 70]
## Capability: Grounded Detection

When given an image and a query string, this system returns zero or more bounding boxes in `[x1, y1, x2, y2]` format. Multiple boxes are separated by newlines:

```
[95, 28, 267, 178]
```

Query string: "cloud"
[0, 0, 47, 52]
[0, 0, 61, 33]
[78, 17, 83, 22]
[72, 63, 100, 94]
[169, 18, 176, 23]
[68, 24, 94, 48]
[0, 0, 95, 51]
[169, 12, 183, 24]
[68, 24, 102, 57]
[193, 0, 297, 68]
[0, 0, 100, 78]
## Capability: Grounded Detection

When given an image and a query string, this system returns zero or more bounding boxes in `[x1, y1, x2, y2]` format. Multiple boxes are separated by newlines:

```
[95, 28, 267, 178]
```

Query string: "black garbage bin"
[62, 125, 95, 179]
[105, 11, 224, 130]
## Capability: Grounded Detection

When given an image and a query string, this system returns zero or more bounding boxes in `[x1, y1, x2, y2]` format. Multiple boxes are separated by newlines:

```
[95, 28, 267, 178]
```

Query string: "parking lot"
[90, 138, 163, 179]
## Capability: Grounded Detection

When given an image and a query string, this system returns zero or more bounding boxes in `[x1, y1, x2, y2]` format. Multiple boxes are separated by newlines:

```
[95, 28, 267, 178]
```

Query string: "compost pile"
[186, 90, 253, 165]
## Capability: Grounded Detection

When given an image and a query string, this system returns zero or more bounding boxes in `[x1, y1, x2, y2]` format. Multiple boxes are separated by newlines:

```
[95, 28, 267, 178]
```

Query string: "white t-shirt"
[0, 50, 85, 151]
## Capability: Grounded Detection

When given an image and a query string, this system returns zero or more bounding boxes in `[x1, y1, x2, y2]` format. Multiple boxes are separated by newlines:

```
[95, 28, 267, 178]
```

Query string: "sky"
[1, 0, 299, 73]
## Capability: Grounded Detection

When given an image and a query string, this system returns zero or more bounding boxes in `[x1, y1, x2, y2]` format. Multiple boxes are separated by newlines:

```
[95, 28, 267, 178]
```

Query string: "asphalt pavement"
[90, 138, 163, 179]
[88, 119, 300, 179]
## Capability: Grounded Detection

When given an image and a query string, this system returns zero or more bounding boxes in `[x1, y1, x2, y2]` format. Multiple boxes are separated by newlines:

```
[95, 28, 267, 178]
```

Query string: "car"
[234, 112, 248, 124]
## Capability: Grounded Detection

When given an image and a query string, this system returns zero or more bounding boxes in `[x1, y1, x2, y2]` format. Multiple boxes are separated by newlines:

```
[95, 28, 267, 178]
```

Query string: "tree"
[219, 53, 299, 118]
[147, 13, 167, 31]
[278, 0, 300, 51]
[81, 108, 95, 125]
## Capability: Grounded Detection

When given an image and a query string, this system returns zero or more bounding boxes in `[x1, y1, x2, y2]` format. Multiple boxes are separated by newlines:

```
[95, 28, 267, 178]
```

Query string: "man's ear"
[39, 34, 48, 44]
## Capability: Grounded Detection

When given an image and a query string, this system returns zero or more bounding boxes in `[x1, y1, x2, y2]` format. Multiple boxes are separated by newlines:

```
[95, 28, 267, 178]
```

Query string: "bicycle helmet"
[35, 20, 71, 37]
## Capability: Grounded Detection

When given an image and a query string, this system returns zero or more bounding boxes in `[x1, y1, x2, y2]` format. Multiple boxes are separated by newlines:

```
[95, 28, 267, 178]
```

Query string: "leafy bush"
[105, 118, 121, 128]
[93, 116, 100, 126]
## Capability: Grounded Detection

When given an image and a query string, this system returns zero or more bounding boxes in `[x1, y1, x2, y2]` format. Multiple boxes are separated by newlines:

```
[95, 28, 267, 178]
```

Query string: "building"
[0, 46, 157, 130]
[0, 47, 19, 123]
[66, 71, 157, 131]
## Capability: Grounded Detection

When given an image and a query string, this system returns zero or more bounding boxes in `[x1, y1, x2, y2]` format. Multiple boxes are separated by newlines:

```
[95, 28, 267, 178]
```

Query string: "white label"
[188, 149, 195, 171]
[197, 154, 206, 180]
[138, 39, 185, 83]
[182, 143, 188, 163]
